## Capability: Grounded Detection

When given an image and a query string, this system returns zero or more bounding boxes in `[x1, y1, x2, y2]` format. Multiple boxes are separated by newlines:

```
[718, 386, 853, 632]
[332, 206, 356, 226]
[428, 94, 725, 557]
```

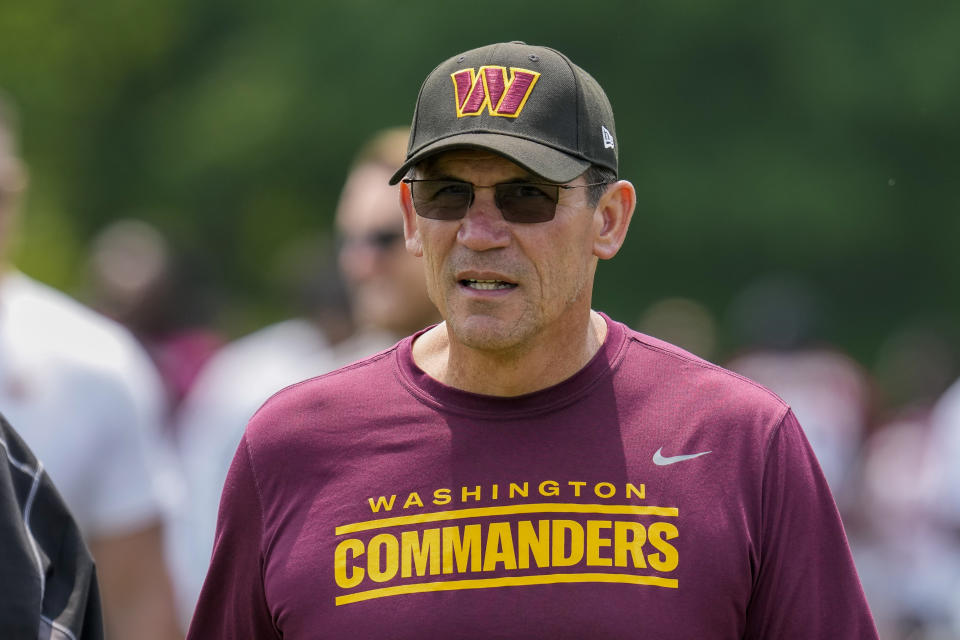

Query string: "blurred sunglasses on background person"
[337, 227, 405, 253]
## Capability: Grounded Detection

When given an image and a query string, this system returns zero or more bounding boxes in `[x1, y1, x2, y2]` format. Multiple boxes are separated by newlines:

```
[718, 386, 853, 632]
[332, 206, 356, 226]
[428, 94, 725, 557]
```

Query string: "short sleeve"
[83, 355, 169, 536]
[744, 410, 878, 639]
[186, 434, 278, 639]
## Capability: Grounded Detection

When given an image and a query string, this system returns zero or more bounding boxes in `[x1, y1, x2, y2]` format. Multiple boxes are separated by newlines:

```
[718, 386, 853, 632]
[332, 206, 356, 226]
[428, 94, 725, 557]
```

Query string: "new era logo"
[601, 125, 615, 150]
[451, 66, 541, 118]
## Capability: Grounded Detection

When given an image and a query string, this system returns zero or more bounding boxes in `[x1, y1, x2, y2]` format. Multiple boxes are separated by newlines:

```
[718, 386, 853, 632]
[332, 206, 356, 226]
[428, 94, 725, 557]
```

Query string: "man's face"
[402, 150, 601, 354]
[336, 163, 435, 335]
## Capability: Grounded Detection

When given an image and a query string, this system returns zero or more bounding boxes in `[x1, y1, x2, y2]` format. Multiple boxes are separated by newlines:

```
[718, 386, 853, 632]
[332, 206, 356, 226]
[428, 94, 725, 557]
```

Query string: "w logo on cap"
[451, 66, 540, 118]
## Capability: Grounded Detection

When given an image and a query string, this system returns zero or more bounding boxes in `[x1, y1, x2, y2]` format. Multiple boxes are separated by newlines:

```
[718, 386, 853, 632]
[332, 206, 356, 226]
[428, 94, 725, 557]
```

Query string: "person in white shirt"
[169, 127, 440, 624]
[0, 92, 183, 638]
[922, 379, 960, 634]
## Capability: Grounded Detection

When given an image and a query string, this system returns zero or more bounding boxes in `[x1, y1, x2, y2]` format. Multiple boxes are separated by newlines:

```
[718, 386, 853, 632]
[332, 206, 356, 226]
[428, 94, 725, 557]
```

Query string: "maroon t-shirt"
[188, 315, 878, 639]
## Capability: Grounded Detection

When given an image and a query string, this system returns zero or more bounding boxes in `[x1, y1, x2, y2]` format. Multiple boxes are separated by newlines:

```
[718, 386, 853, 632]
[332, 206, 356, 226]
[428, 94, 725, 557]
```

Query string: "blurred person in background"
[852, 403, 959, 639]
[722, 276, 960, 637]
[84, 218, 224, 422]
[850, 322, 960, 638]
[2, 411, 103, 639]
[335, 127, 441, 340]
[900, 367, 960, 637]
[168, 126, 439, 625]
[0, 92, 183, 637]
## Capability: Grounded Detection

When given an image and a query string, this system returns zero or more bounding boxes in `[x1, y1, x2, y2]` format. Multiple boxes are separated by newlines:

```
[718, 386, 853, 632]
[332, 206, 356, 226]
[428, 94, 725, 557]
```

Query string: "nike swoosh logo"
[653, 447, 712, 466]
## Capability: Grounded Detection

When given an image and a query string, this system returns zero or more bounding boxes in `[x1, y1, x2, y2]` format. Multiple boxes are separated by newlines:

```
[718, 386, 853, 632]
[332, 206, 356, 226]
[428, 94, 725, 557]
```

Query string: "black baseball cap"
[389, 41, 618, 185]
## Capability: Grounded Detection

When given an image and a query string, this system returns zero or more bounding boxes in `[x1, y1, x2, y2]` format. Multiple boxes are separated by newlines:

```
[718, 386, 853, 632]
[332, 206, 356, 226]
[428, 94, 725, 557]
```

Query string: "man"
[170, 126, 439, 624]
[1, 412, 103, 639]
[0, 92, 183, 639]
[336, 126, 440, 339]
[189, 42, 878, 638]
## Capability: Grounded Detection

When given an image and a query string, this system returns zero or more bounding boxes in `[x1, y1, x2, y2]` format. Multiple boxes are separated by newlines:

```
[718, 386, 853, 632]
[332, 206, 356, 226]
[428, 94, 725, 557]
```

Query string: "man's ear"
[592, 179, 636, 260]
[399, 181, 423, 257]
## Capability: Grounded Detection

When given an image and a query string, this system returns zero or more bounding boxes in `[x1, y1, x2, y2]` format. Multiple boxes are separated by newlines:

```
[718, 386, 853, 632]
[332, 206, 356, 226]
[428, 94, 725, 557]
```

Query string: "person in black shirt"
[0, 412, 103, 639]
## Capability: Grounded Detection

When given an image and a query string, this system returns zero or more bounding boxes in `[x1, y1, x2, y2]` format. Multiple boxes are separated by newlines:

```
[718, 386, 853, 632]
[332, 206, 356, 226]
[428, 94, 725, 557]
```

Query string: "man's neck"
[412, 310, 608, 397]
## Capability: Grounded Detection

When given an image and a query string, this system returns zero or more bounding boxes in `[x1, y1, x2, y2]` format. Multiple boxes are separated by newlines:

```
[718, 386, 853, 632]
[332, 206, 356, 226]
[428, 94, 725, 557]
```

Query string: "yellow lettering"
[614, 521, 647, 568]
[509, 482, 529, 499]
[368, 495, 396, 513]
[626, 483, 645, 500]
[586, 520, 613, 567]
[433, 488, 452, 506]
[482, 522, 518, 571]
[334, 539, 365, 589]
[442, 524, 482, 574]
[492, 484, 499, 500]
[401, 529, 440, 578]
[367, 533, 399, 582]
[594, 482, 616, 499]
[551, 520, 584, 567]
[403, 492, 424, 509]
[539, 480, 560, 497]
[517, 520, 550, 569]
[647, 522, 679, 572]
[568, 481, 586, 497]
[461, 485, 482, 502]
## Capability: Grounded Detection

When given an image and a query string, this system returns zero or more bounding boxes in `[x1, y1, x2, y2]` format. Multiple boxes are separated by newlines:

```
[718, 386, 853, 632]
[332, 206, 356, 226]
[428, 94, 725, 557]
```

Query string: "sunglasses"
[403, 178, 611, 223]
[338, 228, 405, 252]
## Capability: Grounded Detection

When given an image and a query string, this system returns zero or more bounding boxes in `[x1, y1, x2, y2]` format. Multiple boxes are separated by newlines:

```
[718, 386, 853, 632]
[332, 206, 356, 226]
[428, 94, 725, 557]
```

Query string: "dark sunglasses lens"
[495, 183, 559, 223]
[411, 180, 471, 220]
[369, 229, 404, 250]
[338, 228, 404, 252]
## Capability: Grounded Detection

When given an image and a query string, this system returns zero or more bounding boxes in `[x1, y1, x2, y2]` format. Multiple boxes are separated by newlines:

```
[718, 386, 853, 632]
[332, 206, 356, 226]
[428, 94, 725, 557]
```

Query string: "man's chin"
[446, 314, 532, 353]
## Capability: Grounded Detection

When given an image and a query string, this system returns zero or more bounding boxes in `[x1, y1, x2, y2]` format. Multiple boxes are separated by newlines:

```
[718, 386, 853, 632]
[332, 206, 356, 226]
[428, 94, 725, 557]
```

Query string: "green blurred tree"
[0, 0, 957, 363]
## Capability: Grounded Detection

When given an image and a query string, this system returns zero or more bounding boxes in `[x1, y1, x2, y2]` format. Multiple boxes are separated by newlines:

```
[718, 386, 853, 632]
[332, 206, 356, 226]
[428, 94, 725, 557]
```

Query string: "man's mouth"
[460, 278, 517, 291]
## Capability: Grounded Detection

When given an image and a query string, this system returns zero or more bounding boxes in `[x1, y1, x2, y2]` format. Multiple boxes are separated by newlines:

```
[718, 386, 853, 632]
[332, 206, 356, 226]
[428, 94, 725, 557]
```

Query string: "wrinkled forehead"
[415, 149, 540, 182]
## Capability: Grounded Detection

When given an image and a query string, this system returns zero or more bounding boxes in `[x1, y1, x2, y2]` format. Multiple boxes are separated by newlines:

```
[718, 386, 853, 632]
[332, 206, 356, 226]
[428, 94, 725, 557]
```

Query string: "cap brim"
[388, 133, 591, 185]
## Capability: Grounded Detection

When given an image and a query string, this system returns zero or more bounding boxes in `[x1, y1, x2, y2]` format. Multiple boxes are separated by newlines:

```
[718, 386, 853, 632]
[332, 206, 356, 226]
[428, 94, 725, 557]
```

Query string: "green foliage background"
[1, 0, 957, 370]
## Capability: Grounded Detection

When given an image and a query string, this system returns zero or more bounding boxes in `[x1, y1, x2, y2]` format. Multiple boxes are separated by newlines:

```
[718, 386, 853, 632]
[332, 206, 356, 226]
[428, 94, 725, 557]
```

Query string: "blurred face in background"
[0, 125, 26, 267]
[336, 163, 437, 335]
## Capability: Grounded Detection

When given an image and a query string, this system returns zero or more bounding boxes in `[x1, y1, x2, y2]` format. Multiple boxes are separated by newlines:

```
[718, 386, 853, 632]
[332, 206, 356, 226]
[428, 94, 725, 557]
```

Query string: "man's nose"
[456, 186, 510, 251]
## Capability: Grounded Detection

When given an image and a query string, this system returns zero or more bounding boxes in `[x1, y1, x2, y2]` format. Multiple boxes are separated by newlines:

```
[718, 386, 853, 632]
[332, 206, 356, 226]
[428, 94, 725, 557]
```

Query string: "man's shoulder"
[235, 343, 406, 473]
[618, 322, 789, 415]
[248, 344, 401, 427]
[2, 272, 151, 374]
